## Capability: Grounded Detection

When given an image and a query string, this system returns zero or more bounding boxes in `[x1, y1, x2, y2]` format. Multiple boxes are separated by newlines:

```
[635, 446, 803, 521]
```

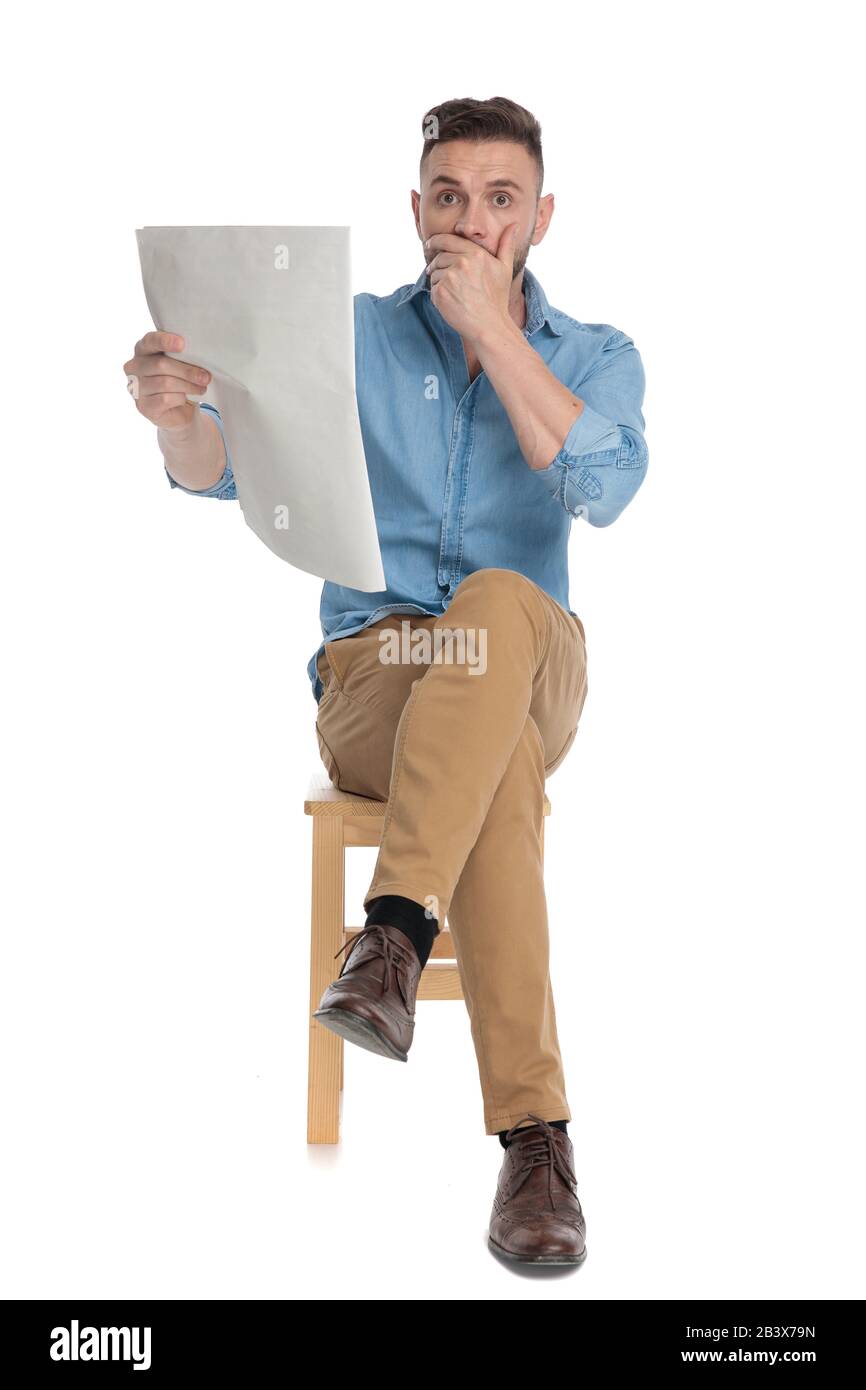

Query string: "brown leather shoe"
[312, 923, 421, 1062]
[488, 1114, 587, 1265]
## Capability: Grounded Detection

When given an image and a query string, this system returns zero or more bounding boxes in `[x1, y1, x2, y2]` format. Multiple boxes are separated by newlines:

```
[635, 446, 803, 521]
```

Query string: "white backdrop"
[1, 0, 862, 1301]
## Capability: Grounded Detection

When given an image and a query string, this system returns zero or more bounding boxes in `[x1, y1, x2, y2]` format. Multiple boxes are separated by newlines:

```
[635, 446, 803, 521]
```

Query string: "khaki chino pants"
[314, 568, 588, 1135]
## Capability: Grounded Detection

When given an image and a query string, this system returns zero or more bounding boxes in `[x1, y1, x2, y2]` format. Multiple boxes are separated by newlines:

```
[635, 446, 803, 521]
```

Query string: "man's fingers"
[496, 222, 519, 268]
[133, 330, 185, 357]
[137, 391, 194, 422]
[135, 373, 209, 398]
[123, 352, 210, 388]
[424, 233, 473, 255]
[425, 251, 463, 275]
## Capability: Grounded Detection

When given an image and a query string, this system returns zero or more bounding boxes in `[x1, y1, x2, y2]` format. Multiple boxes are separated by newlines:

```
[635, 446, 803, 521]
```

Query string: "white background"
[1, 0, 862, 1301]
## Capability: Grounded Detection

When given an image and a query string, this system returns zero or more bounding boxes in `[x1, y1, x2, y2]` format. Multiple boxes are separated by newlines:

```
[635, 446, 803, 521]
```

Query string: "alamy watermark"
[50, 1319, 151, 1371]
[377, 620, 487, 676]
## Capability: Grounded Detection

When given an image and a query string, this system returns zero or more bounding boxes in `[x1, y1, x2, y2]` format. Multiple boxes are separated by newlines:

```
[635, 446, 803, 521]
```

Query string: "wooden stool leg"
[308, 818, 345, 1143]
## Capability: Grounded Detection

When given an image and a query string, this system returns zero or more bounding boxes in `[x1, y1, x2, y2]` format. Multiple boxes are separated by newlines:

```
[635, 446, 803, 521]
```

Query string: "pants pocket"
[315, 718, 342, 789]
[544, 724, 578, 778]
[316, 643, 343, 701]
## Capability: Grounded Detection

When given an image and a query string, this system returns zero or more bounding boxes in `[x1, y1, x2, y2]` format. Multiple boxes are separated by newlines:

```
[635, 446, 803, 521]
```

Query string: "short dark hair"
[420, 97, 543, 199]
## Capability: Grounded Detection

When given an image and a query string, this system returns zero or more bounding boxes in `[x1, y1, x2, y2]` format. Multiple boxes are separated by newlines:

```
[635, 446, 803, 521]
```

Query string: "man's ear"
[410, 189, 423, 238]
[531, 193, 555, 247]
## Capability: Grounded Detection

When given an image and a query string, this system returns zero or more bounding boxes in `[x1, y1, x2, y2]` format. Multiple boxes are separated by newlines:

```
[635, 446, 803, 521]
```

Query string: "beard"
[510, 235, 532, 279]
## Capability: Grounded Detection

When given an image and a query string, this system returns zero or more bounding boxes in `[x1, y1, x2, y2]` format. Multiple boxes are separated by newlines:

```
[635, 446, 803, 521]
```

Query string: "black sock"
[498, 1119, 568, 1150]
[364, 894, 438, 969]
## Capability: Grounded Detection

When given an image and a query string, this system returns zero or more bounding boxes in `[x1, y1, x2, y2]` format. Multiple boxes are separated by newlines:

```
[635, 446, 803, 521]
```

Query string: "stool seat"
[304, 770, 550, 821]
[304, 769, 551, 1143]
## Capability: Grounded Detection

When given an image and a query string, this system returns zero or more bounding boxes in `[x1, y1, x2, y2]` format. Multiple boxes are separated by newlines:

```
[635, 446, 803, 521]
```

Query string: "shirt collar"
[396, 262, 563, 337]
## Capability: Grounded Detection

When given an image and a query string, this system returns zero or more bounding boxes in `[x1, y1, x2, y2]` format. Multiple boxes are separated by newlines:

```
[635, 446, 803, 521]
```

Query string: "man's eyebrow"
[429, 175, 524, 191]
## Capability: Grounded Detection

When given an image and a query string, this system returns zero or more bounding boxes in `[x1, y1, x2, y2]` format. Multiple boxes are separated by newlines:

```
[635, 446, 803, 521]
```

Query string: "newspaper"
[135, 226, 386, 590]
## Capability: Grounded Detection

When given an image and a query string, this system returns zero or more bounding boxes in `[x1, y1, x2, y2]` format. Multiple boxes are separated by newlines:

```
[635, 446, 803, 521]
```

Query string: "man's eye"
[438, 192, 458, 205]
[493, 193, 512, 207]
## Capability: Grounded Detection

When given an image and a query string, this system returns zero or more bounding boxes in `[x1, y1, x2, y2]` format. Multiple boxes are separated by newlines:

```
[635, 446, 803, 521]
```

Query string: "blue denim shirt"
[166, 264, 648, 703]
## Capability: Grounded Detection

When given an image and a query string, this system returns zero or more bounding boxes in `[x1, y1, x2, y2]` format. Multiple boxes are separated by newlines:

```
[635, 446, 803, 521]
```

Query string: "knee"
[451, 567, 535, 605]
[447, 569, 541, 634]
[458, 564, 525, 592]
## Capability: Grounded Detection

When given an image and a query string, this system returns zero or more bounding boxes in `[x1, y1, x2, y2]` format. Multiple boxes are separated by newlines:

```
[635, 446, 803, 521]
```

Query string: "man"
[123, 96, 648, 1266]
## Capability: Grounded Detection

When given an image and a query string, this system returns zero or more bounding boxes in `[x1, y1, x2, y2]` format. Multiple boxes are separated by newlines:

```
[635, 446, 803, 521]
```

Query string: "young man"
[124, 96, 648, 1266]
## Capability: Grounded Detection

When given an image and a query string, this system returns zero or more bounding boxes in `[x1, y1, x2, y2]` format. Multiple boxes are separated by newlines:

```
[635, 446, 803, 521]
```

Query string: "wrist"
[157, 403, 204, 444]
[472, 312, 529, 359]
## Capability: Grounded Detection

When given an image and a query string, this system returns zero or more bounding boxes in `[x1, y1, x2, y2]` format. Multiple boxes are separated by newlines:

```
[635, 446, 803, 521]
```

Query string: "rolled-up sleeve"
[165, 402, 238, 500]
[533, 329, 648, 526]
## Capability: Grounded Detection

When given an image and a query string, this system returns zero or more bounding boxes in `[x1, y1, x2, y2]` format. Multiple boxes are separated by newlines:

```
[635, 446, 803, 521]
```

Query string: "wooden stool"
[305, 770, 551, 1143]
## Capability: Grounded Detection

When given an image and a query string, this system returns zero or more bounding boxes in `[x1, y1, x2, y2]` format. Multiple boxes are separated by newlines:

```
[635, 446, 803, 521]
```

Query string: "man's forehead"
[423, 141, 534, 184]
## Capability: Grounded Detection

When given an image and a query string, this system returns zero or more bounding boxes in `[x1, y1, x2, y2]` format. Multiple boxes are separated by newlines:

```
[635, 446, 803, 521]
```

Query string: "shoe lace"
[332, 924, 415, 1010]
[503, 1113, 578, 1211]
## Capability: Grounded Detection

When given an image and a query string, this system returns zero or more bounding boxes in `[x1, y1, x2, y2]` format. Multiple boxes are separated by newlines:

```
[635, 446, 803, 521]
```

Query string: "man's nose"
[452, 207, 489, 243]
